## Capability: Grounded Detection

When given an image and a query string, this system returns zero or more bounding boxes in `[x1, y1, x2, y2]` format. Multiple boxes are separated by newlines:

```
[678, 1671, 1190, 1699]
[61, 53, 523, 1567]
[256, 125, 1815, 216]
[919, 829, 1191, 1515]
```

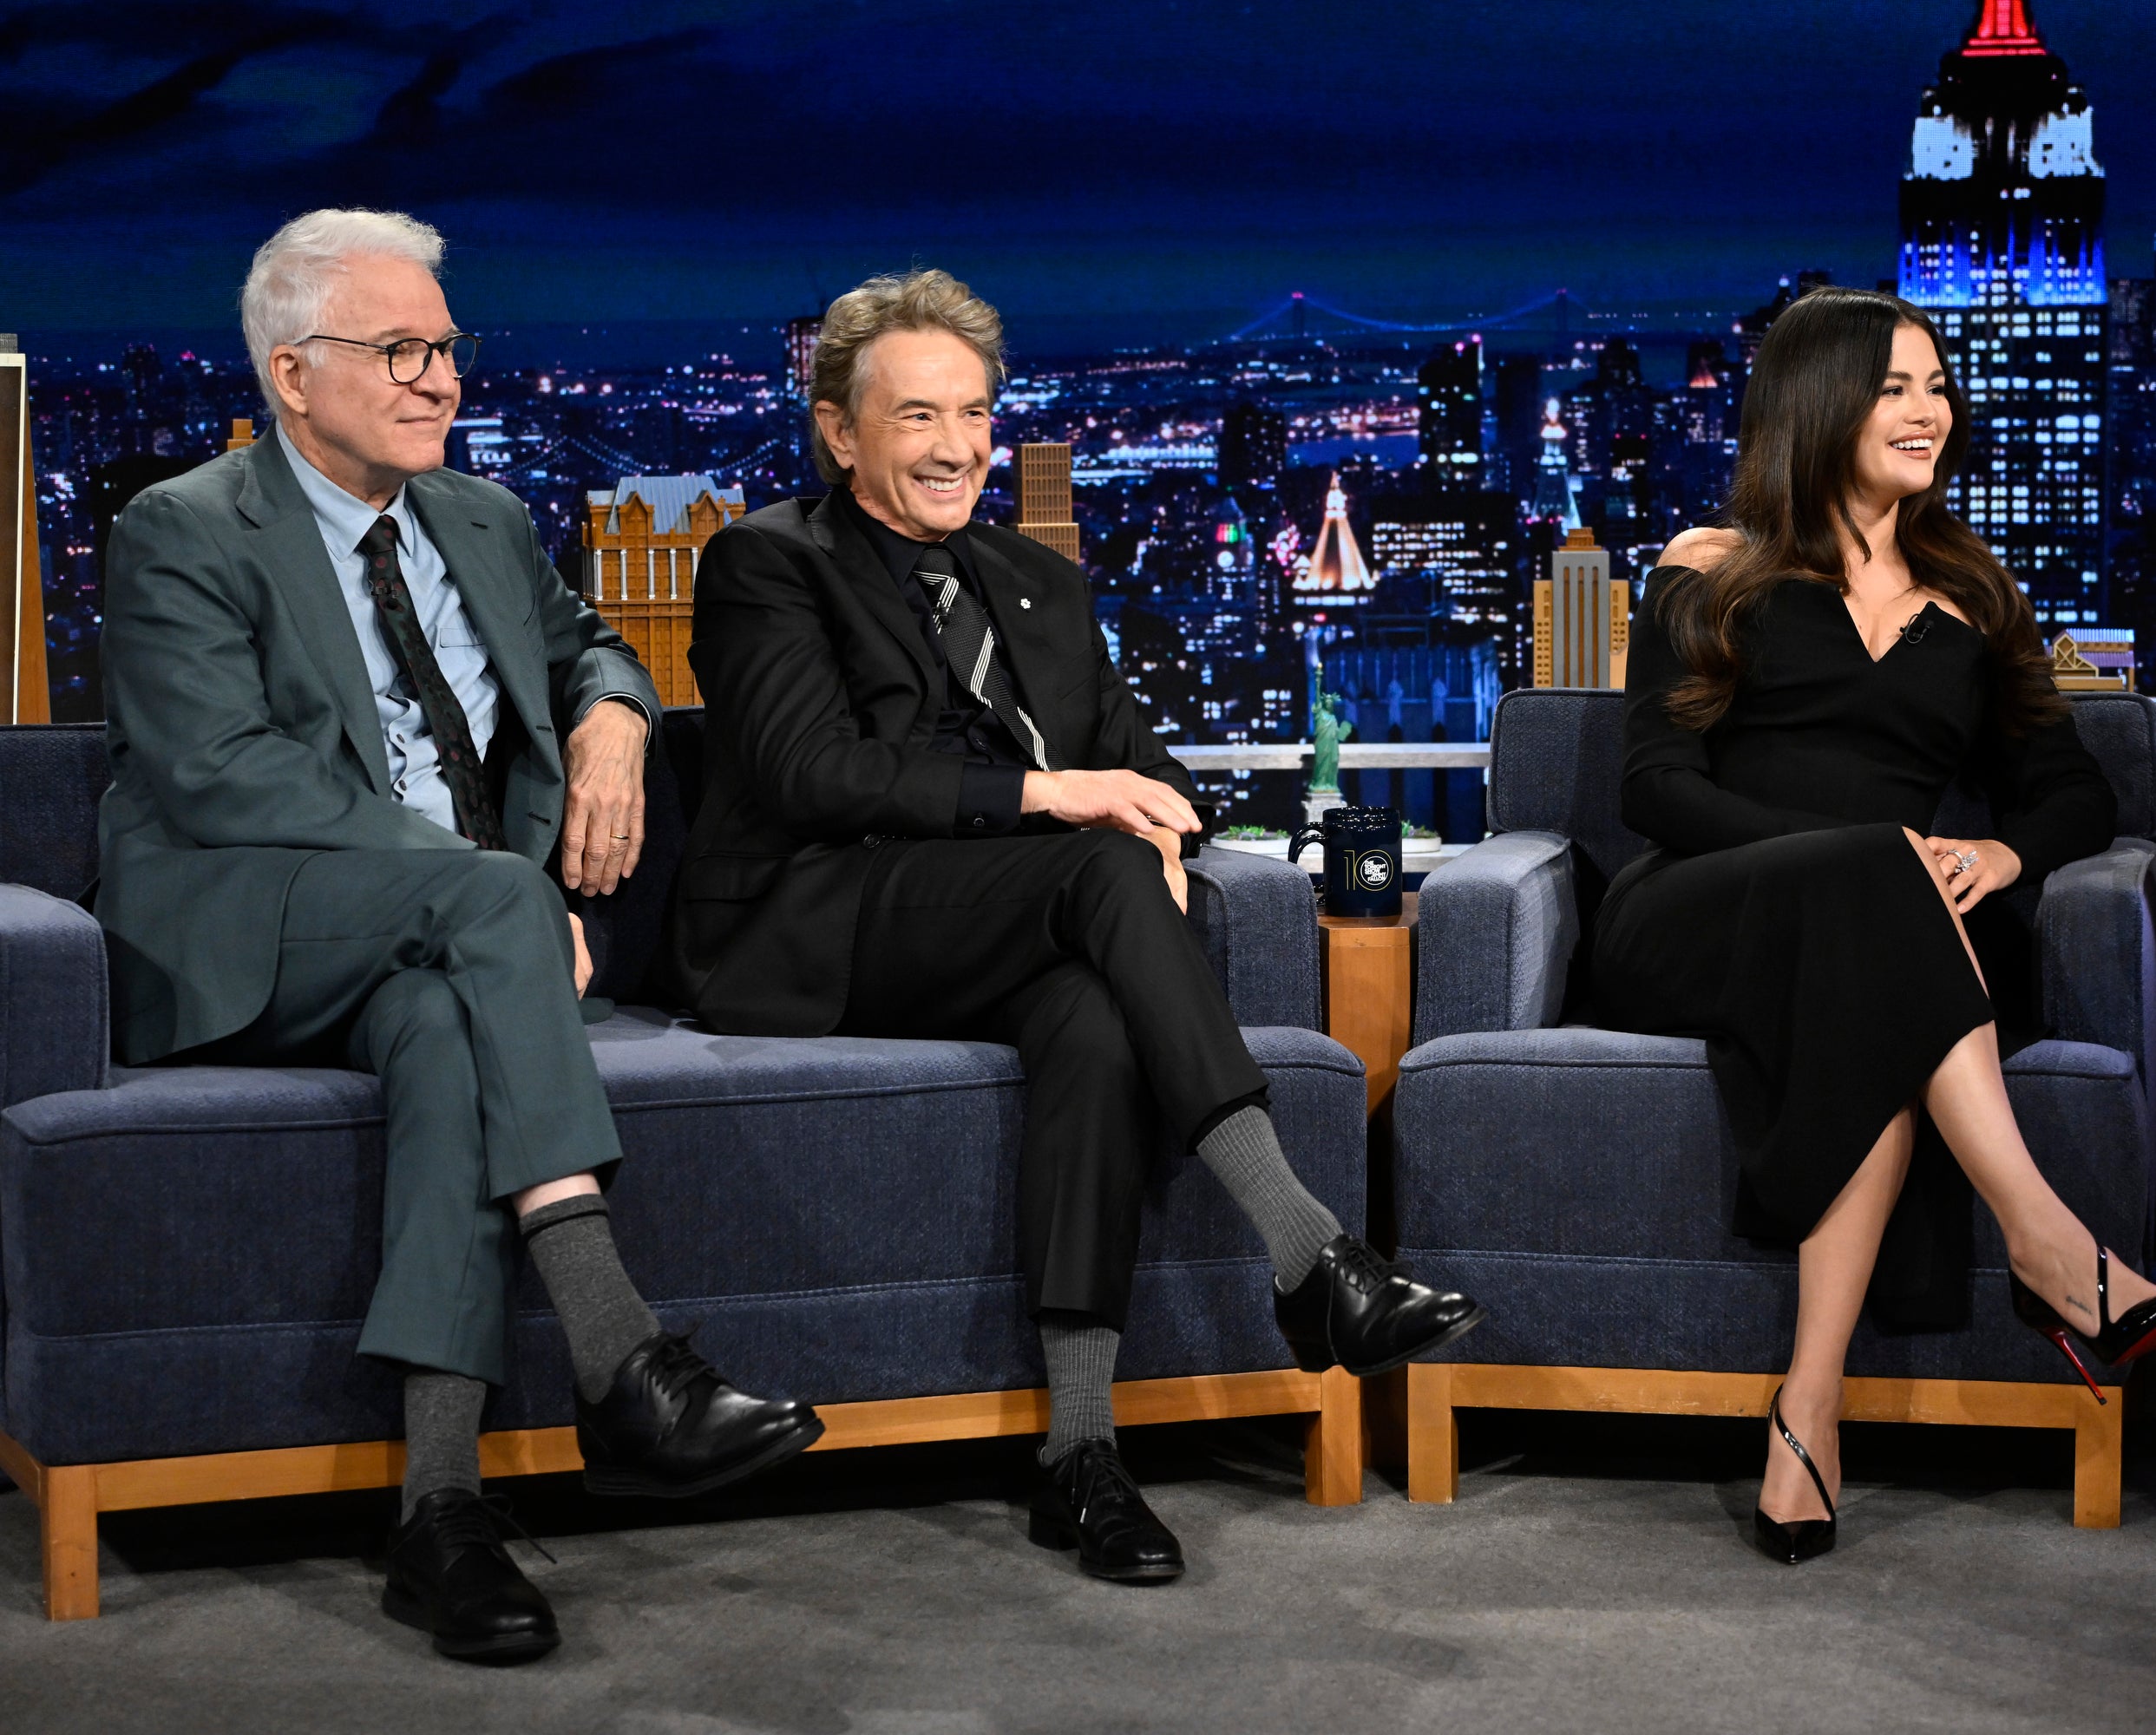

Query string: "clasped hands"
[560, 698, 651, 997]
[1023, 767, 1201, 913]
[1922, 832, 2022, 914]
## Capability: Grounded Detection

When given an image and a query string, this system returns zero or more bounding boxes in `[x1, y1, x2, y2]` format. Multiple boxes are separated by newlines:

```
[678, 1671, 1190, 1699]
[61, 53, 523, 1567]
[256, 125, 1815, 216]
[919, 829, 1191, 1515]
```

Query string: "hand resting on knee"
[1021, 768, 1198, 911]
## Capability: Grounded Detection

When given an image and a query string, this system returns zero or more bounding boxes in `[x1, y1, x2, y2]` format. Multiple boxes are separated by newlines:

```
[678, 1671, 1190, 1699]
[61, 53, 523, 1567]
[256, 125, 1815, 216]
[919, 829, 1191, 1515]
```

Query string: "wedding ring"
[1950, 848, 1979, 877]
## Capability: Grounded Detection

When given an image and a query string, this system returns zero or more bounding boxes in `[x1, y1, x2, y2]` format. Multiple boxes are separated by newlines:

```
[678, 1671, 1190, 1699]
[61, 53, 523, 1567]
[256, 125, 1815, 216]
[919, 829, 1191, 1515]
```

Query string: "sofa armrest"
[1186, 845, 1322, 1031]
[2037, 840, 2156, 1080]
[0, 884, 110, 1107]
[1412, 830, 1576, 1045]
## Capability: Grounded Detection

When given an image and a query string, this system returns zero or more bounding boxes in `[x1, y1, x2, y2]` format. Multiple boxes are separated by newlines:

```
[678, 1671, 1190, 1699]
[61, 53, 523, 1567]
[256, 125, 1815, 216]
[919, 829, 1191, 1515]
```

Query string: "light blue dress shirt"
[278, 423, 502, 838]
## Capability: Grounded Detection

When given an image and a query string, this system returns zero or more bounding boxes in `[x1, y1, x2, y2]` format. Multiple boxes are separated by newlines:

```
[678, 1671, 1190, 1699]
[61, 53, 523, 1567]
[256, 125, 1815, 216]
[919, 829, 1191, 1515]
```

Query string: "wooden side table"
[1317, 890, 1418, 1118]
[1318, 890, 1421, 1470]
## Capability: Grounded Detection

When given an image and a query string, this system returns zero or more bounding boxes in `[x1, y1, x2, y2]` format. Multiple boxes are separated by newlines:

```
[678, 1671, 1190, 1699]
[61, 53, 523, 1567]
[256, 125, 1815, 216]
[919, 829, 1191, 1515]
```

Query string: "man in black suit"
[100, 210, 822, 1662]
[668, 269, 1484, 1582]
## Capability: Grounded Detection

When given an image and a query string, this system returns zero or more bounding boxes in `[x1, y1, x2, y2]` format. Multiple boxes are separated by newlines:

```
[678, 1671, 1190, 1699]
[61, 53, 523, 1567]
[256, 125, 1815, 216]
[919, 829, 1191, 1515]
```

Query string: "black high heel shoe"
[2009, 1247, 2156, 1403]
[1753, 1388, 1837, 1566]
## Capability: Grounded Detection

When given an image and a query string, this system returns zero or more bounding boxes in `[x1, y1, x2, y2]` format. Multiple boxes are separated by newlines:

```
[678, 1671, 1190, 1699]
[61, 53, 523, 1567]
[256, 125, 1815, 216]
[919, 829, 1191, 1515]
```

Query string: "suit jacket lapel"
[808, 491, 940, 695]
[405, 474, 551, 754]
[237, 435, 395, 795]
[969, 534, 1065, 767]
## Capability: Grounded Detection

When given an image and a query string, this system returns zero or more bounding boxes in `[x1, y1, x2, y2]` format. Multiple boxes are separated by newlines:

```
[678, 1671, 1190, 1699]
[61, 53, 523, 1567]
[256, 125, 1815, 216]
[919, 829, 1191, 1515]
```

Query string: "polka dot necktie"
[357, 514, 508, 850]
[912, 544, 1053, 770]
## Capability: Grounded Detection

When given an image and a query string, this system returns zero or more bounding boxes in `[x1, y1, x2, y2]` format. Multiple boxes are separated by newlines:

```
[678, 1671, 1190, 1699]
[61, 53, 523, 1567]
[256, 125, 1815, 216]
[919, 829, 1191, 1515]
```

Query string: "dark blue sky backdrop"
[2, 1, 2151, 352]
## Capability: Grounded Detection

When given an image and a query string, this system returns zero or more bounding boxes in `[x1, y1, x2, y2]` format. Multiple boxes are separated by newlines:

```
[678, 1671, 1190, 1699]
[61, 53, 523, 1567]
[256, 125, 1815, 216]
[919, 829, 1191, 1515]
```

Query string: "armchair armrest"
[2037, 840, 2156, 1080]
[1412, 830, 1576, 1045]
[0, 885, 110, 1108]
[1186, 845, 1322, 1031]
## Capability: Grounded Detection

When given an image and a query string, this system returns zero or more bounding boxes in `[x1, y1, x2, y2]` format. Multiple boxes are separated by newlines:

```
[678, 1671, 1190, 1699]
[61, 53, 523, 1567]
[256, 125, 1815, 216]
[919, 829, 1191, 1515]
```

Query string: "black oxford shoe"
[382, 1489, 559, 1666]
[1275, 1234, 1487, 1377]
[577, 1330, 824, 1499]
[1029, 1439, 1185, 1584]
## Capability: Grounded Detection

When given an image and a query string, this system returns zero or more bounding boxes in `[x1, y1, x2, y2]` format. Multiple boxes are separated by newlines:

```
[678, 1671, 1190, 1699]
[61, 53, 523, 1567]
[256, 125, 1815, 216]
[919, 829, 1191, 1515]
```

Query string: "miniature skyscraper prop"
[1015, 443, 1080, 563]
[1532, 527, 1628, 689]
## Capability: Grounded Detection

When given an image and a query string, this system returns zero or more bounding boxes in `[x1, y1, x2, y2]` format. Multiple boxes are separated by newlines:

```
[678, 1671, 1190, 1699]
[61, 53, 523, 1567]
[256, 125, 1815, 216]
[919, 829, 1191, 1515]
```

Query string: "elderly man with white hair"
[96, 208, 822, 1664]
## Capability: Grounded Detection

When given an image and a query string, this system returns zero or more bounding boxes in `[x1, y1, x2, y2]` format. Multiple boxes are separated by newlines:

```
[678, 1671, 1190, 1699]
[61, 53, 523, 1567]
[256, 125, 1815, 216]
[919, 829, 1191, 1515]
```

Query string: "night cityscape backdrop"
[6, 0, 2154, 830]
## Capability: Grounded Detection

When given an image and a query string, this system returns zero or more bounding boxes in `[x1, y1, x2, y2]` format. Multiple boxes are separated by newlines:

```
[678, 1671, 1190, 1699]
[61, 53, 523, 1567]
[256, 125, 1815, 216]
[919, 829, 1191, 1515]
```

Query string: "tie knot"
[358, 515, 399, 560]
[912, 543, 959, 582]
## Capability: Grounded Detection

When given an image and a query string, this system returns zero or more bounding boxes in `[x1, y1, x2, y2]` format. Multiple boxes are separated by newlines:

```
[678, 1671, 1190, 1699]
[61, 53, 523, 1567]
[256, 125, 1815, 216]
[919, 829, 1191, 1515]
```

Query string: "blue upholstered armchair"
[1393, 687, 2156, 1526]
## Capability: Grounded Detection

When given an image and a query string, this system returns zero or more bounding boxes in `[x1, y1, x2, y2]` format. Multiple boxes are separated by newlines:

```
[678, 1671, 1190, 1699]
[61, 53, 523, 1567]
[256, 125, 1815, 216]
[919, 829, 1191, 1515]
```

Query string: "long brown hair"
[1656, 285, 2062, 733]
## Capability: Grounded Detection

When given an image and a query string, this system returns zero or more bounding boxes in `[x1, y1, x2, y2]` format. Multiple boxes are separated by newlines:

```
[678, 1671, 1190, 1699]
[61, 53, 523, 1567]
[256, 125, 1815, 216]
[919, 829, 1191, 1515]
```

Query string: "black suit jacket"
[665, 490, 1200, 1035]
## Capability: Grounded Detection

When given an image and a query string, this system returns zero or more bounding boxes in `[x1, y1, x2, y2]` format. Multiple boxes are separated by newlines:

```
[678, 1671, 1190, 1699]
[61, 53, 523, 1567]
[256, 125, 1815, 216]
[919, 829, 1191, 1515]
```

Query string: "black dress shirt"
[835, 488, 1032, 835]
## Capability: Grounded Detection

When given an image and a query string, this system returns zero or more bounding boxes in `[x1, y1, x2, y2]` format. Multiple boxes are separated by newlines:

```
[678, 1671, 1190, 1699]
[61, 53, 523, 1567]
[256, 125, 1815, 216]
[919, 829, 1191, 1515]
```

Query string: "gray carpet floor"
[3, 1412, 2154, 1735]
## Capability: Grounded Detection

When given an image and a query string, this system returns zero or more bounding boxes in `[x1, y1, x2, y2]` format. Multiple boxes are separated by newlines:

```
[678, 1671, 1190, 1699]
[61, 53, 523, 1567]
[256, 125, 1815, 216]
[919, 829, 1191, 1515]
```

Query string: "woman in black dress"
[1596, 285, 2156, 1563]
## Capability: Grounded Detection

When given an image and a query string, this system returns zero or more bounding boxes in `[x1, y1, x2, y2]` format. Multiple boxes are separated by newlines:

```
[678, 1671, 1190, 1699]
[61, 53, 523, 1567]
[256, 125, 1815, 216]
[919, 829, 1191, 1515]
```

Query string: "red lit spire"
[1962, 0, 2046, 56]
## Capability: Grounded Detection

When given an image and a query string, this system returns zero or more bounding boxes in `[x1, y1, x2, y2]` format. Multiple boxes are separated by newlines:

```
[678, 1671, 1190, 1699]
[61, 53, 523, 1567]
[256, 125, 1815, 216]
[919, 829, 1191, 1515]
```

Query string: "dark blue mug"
[1289, 804, 1403, 918]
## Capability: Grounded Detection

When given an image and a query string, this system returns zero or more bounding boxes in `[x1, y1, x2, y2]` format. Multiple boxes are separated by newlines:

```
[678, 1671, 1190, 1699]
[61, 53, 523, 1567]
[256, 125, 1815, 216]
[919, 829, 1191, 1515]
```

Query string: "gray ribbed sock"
[1039, 1313, 1120, 1466]
[1197, 1104, 1343, 1289]
[519, 1195, 661, 1403]
[401, 1370, 486, 1524]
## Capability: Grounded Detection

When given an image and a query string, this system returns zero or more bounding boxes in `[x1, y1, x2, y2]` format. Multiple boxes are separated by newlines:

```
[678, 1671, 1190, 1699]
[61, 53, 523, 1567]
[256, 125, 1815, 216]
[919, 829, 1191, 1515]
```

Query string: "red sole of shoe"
[2112, 1324, 2156, 1367]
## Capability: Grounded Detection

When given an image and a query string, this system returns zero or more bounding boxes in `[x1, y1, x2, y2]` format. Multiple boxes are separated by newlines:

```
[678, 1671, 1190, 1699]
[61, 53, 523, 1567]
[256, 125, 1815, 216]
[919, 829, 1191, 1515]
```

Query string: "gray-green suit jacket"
[97, 431, 659, 1064]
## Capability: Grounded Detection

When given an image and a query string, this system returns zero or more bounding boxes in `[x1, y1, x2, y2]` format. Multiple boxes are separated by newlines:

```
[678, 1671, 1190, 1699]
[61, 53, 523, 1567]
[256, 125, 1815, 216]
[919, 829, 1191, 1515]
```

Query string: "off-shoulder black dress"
[1593, 568, 2116, 1326]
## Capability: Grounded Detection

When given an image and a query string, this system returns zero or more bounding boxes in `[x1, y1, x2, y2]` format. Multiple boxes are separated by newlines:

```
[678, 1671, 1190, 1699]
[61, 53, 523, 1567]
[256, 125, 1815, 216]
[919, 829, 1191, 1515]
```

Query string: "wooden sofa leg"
[1405, 1362, 1459, 1504]
[2073, 1391, 2124, 1529]
[42, 1465, 99, 1620]
[1304, 1365, 1365, 1506]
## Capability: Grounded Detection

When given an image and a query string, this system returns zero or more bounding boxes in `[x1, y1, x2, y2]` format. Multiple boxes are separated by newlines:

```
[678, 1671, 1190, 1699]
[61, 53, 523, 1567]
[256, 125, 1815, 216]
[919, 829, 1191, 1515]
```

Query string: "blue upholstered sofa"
[0, 712, 1369, 1619]
[1391, 687, 2155, 1525]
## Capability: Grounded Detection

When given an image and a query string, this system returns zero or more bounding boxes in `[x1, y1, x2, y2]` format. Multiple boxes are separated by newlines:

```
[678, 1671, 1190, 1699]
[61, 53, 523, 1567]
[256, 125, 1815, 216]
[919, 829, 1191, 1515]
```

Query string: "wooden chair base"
[1404, 1362, 2124, 1528]
[0, 1365, 1363, 1621]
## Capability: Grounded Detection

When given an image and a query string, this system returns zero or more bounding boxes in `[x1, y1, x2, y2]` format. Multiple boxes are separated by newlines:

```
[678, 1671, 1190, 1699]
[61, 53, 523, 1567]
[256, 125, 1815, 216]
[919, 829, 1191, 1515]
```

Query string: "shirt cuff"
[958, 763, 1026, 836]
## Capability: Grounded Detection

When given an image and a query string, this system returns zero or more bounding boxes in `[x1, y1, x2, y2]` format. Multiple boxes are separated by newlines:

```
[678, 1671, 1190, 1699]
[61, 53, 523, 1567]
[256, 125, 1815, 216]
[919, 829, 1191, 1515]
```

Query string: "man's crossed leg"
[213, 848, 822, 1661]
[837, 828, 1484, 1582]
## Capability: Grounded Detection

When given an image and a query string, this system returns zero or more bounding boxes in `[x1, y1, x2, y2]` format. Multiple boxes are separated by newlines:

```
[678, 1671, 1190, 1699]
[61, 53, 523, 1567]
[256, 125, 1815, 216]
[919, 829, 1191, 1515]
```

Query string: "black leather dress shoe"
[1028, 1440, 1185, 1584]
[577, 1330, 824, 1498]
[1275, 1234, 1487, 1377]
[382, 1489, 559, 1665]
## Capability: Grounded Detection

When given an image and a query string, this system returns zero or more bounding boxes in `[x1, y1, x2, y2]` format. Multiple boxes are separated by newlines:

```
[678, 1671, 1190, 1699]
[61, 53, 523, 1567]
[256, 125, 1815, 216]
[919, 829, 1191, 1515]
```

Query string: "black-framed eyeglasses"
[299, 331, 481, 383]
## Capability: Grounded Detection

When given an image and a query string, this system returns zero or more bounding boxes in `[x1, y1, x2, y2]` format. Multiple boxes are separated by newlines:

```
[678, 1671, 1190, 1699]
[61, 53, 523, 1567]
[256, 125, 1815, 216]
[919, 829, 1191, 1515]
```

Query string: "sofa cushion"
[0, 1014, 1365, 1464]
[1393, 1027, 2148, 1383]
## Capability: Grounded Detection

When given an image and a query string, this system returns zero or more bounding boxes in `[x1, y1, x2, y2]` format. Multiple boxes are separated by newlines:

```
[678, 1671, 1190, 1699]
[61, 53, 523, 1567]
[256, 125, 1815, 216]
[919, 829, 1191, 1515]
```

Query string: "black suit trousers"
[835, 828, 1268, 1330]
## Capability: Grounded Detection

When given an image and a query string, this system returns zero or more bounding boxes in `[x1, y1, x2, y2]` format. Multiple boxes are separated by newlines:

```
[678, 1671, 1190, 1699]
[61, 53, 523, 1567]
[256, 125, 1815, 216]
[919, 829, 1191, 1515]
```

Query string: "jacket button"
[973, 816, 986, 828]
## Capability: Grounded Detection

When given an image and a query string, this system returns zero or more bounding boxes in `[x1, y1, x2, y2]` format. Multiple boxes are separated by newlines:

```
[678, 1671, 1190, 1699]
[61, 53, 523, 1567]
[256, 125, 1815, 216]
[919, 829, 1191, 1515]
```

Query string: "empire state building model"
[1899, 1, 2107, 631]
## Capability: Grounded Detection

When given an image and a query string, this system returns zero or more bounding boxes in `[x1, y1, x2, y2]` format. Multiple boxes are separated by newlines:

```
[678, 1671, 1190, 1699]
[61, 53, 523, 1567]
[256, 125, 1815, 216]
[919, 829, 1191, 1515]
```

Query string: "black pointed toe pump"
[2009, 1247, 2156, 1403]
[1753, 1388, 1837, 1566]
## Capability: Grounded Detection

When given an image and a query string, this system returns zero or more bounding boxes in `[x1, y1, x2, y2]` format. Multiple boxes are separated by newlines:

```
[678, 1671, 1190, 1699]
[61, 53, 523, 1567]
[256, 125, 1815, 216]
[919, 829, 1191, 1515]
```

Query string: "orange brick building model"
[581, 475, 746, 706]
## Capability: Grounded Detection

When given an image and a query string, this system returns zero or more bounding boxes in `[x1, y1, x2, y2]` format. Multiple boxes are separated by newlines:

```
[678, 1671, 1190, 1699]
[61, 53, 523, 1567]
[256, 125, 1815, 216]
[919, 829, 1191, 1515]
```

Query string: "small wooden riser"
[3, 1366, 1359, 1620]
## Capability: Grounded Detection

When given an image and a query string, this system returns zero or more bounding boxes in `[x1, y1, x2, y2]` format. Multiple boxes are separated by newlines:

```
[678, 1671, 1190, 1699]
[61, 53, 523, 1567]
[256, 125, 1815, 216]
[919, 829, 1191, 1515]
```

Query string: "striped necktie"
[912, 543, 1054, 771]
[357, 514, 507, 849]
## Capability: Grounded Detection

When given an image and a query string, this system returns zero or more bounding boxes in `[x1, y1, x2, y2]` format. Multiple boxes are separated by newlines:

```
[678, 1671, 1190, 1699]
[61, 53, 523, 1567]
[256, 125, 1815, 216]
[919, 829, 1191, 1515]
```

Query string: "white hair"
[239, 208, 446, 406]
